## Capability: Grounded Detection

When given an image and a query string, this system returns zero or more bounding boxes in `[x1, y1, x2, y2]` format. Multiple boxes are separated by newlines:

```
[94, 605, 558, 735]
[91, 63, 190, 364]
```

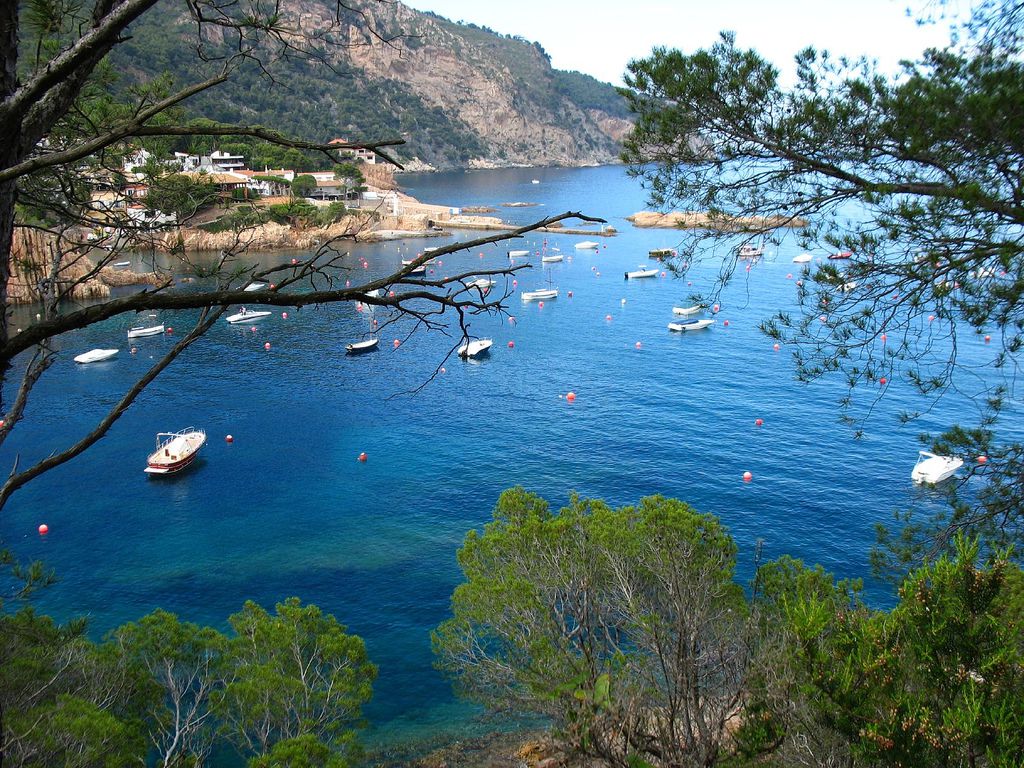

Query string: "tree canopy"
[621, 0, 1024, 566]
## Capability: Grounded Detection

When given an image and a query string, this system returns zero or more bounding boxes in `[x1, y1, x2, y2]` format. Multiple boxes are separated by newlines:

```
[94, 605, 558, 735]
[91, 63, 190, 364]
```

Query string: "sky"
[401, 0, 959, 85]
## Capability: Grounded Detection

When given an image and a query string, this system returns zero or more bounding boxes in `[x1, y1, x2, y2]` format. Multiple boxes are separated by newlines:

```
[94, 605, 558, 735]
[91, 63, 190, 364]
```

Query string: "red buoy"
[755, 418, 763, 427]
[512, 280, 518, 288]
[712, 304, 720, 313]
[723, 320, 730, 327]
[538, 301, 544, 308]
[773, 343, 780, 351]
[928, 314, 935, 322]
[786, 273, 793, 279]
[393, 339, 400, 348]
[635, 341, 642, 349]
[985, 335, 991, 343]
[225, 434, 234, 443]
[978, 455, 988, 464]
[282, 312, 288, 319]
[742, 471, 753, 483]
[38, 523, 49, 534]
[879, 377, 887, 385]
[508, 340, 515, 348]
[605, 314, 612, 321]
[166, 327, 173, 334]
[291, 258, 298, 265]
[358, 452, 367, 462]
[566, 392, 576, 402]
[264, 342, 271, 350]
[881, 333, 887, 343]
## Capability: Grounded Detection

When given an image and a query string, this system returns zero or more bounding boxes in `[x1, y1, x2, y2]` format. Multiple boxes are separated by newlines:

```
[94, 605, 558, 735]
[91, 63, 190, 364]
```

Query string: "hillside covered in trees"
[107, 0, 631, 170]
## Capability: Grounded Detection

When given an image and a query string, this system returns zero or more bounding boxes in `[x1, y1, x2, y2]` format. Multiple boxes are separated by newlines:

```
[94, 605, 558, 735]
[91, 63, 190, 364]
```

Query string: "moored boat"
[541, 254, 564, 263]
[521, 288, 558, 301]
[226, 308, 272, 324]
[127, 324, 164, 338]
[625, 266, 659, 279]
[507, 249, 530, 258]
[672, 305, 704, 316]
[792, 253, 813, 264]
[574, 241, 600, 250]
[737, 244, 765, 259]
[829, 250, 854, 260]
[457, 338, 493, 358]
[346, 338, 380, 355]
[74, 348, 119, 364]
[243, 282, 266, 291]
[464, 278, 496, 291]
[401, 259, 427, 274]
[911, 450, 963, 484]
[668, 318, 715, 332]
[144, 428, 206, 475]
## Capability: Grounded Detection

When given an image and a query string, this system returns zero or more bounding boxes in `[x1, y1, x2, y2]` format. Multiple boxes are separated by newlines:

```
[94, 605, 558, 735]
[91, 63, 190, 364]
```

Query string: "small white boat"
[541, 254, 564, 263]
[113, 261, 131, 268]
[672, 305, 704, 316]
[226, 308, 272, 324]
[244, 282, 266, 292]
[457, 338, 493, 358]
[531, 179, 540, 184]
[792, 253, 813, 264]
[127, 324, 164, 338]
[74, 348, 119, 364]
[625, 266, 659, 279]
[401, 259, 427, 274]
[668, 318, 715, 332]
[521, 288, 558, 301]
[364, 288, 384, 299]
[574, 241, 600, 250]
[346, 338, 379, 355]
[507, 249, 530, 258]
[464, 278, 496, 291]
[737, 244, 765, 259]
[144, 428, 206, 475]
[423, 246, 439, 253]
[911, 450, 964, 484]
[649, 248, 676, 259]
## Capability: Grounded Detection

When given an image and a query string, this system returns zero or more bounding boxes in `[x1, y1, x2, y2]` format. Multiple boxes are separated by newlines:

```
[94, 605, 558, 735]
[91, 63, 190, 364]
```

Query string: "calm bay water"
[1, 165, 1005, 750]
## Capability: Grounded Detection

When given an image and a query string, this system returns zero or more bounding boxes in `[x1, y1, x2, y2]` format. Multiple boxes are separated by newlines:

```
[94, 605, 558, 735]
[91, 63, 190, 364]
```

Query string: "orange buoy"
[508, 340, 515, 348]
[985, 335, 991, 342]
[880, 333, 887, 343]
[742, 471, 753, 482]
[755, 418, 763, 427]
[358, 452, 367, 462]
[264, 342, 271, 350]
[566, 391, 576, 402]
[38, 523, 48, 535]
[226, 434, 234, 443]
[635, 341, 642, 349]
[977, 455, 988, 464]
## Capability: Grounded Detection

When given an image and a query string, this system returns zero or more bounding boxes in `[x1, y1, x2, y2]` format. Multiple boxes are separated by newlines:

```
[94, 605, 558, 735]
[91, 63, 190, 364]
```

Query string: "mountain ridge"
[111, 0, 631, 170]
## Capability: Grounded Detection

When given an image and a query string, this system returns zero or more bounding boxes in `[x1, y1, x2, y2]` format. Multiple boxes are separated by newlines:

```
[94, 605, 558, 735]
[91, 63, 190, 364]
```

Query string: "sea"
[0, 165, 1008, 753]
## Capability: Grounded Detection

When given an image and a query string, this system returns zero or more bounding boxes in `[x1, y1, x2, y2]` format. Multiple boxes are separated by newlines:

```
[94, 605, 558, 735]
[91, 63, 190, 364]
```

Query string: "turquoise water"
[0, 165, 1005, 749]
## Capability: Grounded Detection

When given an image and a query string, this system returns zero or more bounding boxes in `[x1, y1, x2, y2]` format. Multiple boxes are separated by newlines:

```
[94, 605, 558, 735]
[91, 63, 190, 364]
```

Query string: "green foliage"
[290, 174, 317, 198]
[144, 172, 219, 221]
[434, 488, 752, 765]
[215, 598, 376, 761]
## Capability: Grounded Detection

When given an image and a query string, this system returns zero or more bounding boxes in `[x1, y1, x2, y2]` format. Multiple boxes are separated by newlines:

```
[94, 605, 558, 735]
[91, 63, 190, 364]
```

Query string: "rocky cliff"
[111, 0, 631, 170]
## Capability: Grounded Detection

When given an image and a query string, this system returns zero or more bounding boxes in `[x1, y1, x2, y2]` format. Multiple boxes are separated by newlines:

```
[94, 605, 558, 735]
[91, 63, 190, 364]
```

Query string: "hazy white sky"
[402, 0, 958, 85]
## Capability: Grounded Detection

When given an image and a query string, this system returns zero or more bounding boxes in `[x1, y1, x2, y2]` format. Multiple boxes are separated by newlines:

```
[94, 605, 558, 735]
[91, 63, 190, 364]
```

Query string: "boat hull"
[346, 339, 380, 354]
[127, 325, 164, 338]
[668, 319, 715, 332]
[457, 339, 493, 358]
[226, 310, 272, 324]
[74, 348, 119, 364]
[521, 289, 558, 301]
[145, 429, 206, 475]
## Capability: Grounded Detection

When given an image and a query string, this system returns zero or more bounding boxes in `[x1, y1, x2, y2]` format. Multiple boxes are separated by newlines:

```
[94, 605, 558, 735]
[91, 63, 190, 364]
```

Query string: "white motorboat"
[226, 308, 272, 324]
[521, 288, 558, 301]
[668, 318, 715, 332]
[74, 348, 118, 364]
[507, 249, 530, 258]
[144, 428, 206, 475]
[457, 338, 493, 358]
[244, 282, 266, 292]
[792, 253, 813, 264]
[127, 324, 164, 338]
[672, 305, 704, 316]
[649, 248, 676, 259]
[346, 338, 379, 355]
[737, 244, 765, 259]
[464, 278, 495, 291]
[911, 451, 964, 484]
[625, 266, 659, 279]
[401, 259, 427, 274]
[113, 261, 131, 268]
[574, 241, 600, 250]
[541, 254, 564, 263]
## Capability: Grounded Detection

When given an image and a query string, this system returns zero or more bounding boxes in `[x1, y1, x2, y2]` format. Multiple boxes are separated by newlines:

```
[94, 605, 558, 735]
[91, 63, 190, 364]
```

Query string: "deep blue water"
[0, 165, 1007, 750]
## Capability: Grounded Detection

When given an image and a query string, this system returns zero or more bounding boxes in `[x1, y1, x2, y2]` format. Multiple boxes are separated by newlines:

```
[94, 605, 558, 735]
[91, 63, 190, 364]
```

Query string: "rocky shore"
[628, 210, 808, 231]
